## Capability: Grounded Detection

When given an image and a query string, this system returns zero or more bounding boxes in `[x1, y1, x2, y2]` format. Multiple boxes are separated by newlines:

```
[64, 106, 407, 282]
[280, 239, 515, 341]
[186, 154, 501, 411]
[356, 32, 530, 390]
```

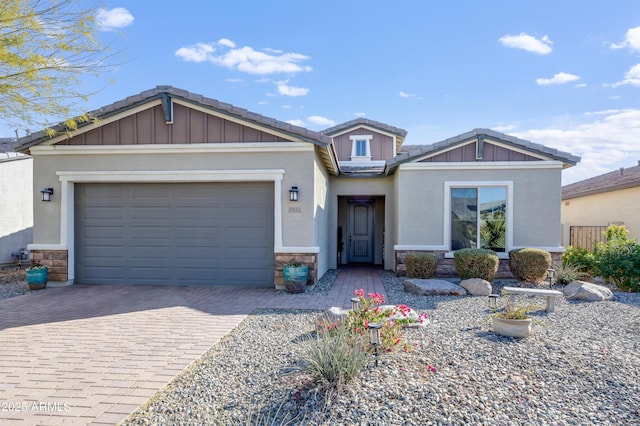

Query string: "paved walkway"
[0, 267, 385, 425]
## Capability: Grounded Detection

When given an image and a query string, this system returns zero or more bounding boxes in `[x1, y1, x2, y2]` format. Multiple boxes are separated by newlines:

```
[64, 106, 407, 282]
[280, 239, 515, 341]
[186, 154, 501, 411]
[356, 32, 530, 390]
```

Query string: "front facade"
[15, 87, 579, 287]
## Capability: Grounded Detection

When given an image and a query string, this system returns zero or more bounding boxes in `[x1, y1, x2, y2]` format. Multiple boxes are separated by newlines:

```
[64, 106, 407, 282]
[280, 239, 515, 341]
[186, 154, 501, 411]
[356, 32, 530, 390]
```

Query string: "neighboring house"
[13, 86, 580, 287]
[561, 161, 640, 249]
[0, 138, 33, 265]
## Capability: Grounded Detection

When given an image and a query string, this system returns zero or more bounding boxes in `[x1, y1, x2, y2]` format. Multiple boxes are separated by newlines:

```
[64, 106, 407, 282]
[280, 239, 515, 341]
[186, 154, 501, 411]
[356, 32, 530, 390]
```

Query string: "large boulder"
[460, 278, 492, 296]
[317, 307, 349, 329]
[563, 281, 613, 301]
[404, 279, 468, 296]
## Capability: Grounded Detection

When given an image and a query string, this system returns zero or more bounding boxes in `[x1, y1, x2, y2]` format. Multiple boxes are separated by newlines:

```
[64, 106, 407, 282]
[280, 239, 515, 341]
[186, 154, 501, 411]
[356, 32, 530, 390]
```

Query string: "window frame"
[349, 135, 373, 162]
[444, 181, 513, 256]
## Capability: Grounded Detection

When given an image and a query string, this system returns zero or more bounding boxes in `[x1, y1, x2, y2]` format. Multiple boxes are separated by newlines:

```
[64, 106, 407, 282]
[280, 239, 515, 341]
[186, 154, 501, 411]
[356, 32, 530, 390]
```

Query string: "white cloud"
[499, 33, 552, 54]
[512, 109, 640, 184]
[275, 80, 309, 96]
[536, 72, 580, 85]
[611, 63, 640, 87]
[307, 116, 335, 127]
[286, 119, 305, 127]
[96, 7, 134, 31]
[611, 26, 640, 51]
[175, 39, 312, 75]
[355, 112, 366, 117]
[400, 91, 416, 98]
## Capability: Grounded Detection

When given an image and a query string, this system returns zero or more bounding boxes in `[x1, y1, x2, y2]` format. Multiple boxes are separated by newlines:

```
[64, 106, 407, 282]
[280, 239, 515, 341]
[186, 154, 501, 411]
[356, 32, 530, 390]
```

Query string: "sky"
[5, 0, 640, 185]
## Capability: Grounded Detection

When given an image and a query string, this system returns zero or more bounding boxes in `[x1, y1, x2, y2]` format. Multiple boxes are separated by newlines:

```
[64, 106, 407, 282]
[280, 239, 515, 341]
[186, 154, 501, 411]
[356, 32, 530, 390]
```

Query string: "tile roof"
[322, 118, 408, 138]
[13, 86, 332, 152]
[386, 128, 581, 173]
[562, 161, 640, 199]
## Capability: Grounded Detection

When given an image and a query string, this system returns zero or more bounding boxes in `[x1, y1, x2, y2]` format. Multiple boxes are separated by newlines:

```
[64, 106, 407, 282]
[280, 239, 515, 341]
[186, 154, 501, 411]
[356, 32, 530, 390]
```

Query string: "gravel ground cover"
[122, 272, 640, 425]
[0, 267, 31, 300]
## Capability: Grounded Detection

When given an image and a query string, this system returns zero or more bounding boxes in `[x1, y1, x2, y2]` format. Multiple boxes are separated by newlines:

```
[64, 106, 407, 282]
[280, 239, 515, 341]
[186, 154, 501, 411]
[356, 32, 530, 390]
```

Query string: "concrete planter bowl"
[492, 317, 533, 338]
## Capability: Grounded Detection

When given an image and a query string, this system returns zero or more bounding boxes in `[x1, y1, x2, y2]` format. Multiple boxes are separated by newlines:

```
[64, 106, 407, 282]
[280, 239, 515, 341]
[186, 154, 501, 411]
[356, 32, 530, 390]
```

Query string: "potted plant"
[25, 262, 49, 290]
[490, 303, 540, 338]
[283, 262, 308, 294]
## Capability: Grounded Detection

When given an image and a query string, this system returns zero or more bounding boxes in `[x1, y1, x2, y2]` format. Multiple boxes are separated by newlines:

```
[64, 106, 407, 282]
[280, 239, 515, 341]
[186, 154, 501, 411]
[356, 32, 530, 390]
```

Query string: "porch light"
[40, 188, 54, 202]
[488, 294, 499, 310]
[367, 322, 382, 367]
[547, 268, 555, 288]
[350, 297, 361, 311]
[289, 186, 299, 202]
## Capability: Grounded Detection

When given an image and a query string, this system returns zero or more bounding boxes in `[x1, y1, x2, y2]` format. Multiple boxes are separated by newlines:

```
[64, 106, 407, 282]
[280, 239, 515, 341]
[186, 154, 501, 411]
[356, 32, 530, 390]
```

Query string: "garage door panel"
[75, 182, 274, 287]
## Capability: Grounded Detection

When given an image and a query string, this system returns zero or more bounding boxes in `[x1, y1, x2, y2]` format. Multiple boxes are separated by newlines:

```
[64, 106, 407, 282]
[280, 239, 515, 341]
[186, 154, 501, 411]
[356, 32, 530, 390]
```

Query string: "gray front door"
[75, 182, 274, 287]
[348, 201, 374, 263]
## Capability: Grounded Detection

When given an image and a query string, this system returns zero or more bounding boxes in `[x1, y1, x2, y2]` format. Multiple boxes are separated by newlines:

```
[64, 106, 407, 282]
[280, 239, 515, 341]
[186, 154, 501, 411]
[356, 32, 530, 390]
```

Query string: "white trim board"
[399, 161, 563, 171]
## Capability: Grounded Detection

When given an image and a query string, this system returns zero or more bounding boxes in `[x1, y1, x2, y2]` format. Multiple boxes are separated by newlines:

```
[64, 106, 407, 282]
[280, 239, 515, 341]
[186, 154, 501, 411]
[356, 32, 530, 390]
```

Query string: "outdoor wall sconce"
[547, 268, 555, 288]
[488, 294, 499, 309]
[350, 297, 361, 311]
[40, 188, 54, 202]
[289, 186, 299, 202]
[367, 322, 382, 367]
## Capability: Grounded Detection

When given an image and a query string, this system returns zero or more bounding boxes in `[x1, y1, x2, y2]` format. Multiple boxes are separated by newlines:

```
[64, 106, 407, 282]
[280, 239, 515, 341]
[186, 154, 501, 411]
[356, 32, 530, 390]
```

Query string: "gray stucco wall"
[395, 164, 563, 250]
[0, 155, 33, 263]
[30, 146, 318, 250]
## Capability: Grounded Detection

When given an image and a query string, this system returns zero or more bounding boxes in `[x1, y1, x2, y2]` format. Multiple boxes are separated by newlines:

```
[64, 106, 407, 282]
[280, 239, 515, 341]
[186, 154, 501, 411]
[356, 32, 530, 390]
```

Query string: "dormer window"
[350, 135, 373, 162]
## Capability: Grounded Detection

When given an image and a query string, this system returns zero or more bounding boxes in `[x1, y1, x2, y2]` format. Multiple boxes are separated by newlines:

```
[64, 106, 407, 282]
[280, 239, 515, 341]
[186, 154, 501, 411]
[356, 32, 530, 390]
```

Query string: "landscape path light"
[367, 322, 382, 367]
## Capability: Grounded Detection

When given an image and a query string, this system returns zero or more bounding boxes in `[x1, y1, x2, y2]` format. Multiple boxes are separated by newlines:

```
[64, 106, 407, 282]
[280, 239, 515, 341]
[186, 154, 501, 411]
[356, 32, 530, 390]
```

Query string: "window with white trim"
[450, 186, 507, 252]
[349, 135, 372, 161]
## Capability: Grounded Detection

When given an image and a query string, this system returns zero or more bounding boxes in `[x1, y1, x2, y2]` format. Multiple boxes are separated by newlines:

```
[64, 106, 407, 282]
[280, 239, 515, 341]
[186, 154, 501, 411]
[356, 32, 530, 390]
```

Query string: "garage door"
[75, 182, 274, 287]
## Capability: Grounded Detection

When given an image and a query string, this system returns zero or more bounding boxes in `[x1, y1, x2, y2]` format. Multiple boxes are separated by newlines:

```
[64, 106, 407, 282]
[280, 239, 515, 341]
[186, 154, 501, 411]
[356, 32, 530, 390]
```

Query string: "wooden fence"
[569, 226, 609, 250]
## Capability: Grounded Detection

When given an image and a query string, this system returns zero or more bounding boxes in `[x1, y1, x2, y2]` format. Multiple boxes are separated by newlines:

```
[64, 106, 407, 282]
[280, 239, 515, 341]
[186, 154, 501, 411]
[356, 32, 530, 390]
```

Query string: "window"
[349, 135, 372, 161]
[355, 139, 367, 157]
[450, 186, 507, 252]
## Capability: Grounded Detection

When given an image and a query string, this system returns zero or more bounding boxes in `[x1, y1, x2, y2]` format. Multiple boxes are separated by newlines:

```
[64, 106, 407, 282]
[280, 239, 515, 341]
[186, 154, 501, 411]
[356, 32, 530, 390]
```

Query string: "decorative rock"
[378, 305, 430, 327]
[317, 307, 349, 327]
[563, 281, 613, 301]
[460, 278, 492, 296]
[404, 279, 468, 296]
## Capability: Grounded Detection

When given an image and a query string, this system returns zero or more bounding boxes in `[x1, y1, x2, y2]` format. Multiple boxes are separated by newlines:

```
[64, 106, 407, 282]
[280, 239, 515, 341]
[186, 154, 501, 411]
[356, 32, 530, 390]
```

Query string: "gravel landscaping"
[121, 271, 640, 425]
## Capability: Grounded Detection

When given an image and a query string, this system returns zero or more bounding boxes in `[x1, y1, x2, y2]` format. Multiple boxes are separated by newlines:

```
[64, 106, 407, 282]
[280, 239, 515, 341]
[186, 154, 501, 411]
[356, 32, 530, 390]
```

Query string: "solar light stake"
[488, 294, 499, 310]
[547, 268, 555, 288]
[368, 322, 382, 367]
[350, 297, 361, 311]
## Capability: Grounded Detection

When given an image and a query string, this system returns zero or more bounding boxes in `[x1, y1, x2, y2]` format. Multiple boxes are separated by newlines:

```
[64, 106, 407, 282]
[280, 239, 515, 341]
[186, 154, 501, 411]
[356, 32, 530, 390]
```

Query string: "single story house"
[14, 86, 580, 287]
[562, 161, 640, 249]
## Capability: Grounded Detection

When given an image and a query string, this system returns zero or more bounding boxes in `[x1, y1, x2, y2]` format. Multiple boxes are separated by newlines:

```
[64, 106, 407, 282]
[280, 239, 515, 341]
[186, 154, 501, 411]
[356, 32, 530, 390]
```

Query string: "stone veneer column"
[274, 253, 318, 288]
[30, 250, 68, 282]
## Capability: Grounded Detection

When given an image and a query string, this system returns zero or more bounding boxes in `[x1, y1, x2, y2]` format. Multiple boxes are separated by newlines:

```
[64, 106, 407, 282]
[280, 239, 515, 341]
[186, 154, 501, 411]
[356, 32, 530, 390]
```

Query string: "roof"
[386, 128, 581, 174]
[322, 118, 407, 154]
[562, 161, 640, 200]
[13, 86, 332, 152]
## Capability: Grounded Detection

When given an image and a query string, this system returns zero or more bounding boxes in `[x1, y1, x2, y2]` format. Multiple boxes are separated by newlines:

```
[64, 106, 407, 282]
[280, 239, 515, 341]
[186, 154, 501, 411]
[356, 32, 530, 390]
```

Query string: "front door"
[348, 201, 374, 263]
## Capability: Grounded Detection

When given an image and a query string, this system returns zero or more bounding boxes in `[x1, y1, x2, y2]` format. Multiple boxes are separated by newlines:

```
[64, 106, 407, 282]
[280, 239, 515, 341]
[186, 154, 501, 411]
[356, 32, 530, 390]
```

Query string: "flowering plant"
[26, 261, 49, 271]
[345, 289, 428, 353]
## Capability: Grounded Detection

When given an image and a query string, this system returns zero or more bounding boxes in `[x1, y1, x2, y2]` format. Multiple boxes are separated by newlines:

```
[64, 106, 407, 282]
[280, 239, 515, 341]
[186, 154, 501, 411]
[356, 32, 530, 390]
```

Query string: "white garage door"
[74, 182, 274, 287]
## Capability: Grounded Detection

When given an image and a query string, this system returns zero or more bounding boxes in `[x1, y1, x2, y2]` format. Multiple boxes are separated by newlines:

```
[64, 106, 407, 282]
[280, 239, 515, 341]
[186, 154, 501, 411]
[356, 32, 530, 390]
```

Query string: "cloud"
[512, 109, 640, 185]
[307, 116, 335, 127]
[96, 7, 134, 31]
[175, 39, 312, 75]
[400, 91, 416, 98]
[611, 63, 640, 87]
[275, 80, 309, 96]
[286, 116, 335, 129]
[355, 112, 366, 117]
[499, 33, 552, 54]
[536, 72, 580, 85]
[610, 26, 640, 51]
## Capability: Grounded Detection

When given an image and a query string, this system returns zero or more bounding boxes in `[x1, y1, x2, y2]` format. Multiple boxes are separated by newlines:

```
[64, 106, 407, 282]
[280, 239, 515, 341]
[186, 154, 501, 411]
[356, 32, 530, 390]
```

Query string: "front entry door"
[348, 201, 374, 263]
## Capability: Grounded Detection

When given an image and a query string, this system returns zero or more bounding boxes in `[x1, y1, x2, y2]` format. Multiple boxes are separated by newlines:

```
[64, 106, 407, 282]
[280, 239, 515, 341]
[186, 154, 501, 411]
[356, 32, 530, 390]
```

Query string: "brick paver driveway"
[0, 268, 384, 425]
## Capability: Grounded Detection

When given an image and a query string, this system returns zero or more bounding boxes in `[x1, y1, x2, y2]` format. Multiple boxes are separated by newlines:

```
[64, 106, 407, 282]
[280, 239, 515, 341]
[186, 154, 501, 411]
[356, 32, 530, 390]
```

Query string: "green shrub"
[552, 262, 588, 286]
[453, 248, 499, 282]
[405, 252, 437, 278]
[562, 246, 595, 276]
[299, 322, 369, 387]
[593, 235, 640, 292]
[509, 248, 552, 282]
